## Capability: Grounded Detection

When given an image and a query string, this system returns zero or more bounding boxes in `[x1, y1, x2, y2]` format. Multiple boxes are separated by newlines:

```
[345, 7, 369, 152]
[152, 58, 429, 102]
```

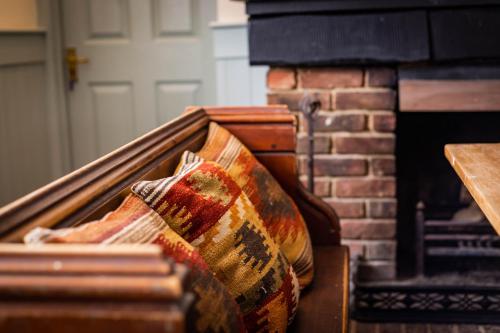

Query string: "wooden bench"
[0, 105, 349, 332]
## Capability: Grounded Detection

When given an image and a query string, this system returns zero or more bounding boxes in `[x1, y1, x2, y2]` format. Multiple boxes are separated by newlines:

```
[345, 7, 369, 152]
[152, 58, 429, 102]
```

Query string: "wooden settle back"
[0, 106, 340, 246]
[0, 106, 348, 333]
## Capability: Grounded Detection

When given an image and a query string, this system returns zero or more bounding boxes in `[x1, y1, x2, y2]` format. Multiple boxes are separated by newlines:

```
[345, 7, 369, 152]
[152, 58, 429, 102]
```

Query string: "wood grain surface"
[445, 143, 500, 233]
[400, 80, 500, 111]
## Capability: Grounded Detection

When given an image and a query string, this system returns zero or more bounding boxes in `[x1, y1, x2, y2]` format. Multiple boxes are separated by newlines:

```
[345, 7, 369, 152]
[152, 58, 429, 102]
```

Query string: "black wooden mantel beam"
[247, 0, 500, 15]
[247, 1, 500, 66]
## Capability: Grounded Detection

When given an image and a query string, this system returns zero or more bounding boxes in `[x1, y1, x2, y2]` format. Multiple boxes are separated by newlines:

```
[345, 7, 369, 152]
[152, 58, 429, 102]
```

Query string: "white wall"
[216, 0, 247, 23]
[0, 0, 38, 30]
[0, 32, 54, 205]
[0, 1, 70, 205]
[213, 0, 268, 106]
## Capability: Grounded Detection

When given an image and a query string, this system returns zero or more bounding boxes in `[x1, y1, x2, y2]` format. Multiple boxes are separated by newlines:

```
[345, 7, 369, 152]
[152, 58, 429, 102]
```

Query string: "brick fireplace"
[267, 67, 398, 281]
[266, 65, 500, 327]
[247, 0, 500, 327]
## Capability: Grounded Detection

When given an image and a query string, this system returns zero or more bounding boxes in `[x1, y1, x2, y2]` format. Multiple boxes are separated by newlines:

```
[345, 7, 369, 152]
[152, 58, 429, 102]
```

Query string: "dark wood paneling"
[223, 124, 296, 152]
[431, 8, 500, 60]
[249, 11, 429, 66]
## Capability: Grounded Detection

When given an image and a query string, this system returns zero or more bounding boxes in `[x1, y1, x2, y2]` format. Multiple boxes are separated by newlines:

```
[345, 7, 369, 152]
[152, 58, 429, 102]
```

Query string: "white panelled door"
[62, 0, 216, 167]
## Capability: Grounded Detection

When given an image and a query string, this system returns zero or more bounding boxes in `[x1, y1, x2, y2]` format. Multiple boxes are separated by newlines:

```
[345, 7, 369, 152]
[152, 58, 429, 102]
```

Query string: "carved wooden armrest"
[0, 244, 191, 333]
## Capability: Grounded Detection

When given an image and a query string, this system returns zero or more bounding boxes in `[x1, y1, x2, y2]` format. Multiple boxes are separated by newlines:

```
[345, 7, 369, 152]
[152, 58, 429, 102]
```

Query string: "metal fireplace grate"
[416, 202, 500, 276]
[354, 201, 500, 324]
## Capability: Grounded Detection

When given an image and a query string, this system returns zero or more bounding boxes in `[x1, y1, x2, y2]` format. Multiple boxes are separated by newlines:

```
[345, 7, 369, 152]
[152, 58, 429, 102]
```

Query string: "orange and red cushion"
[196, 122, 314, 288]
[132, 153, 300, 332]
[24, 194, 246, 333]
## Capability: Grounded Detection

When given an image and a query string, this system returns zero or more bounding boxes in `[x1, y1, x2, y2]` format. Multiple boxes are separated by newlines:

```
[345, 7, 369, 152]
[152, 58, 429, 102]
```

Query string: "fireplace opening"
[396, 112, 500, 279]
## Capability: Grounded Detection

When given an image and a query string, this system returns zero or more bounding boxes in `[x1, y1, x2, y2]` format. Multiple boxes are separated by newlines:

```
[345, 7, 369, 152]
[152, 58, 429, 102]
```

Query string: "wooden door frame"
[36, 0, 73, 176]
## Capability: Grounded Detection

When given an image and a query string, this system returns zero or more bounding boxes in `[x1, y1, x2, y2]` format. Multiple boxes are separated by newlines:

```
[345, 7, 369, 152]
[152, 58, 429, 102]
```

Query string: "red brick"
[268, 91, 331, 110]
[314, 179, 331, 197]
[314, 156, 367, 176]
[335, 136, 395, 154]
[267, 67, 296, 90]
[295, 112, 306, 132]
[334, 90, 396, 110]
[368, 199, 397, 218]
[366, 68, 396, 87]
[341, 219, 396, 239]
[372, 158, 396, 176]
[308, 113, 366, 132]
[325, 199, 365, 218]
[297, 155, 307, 174]
[300, 177, 331, 197]
[372, 113, 396, 132]
[365, 241, 396, 260]
[298, 67, 363, 89]
[341, 240, 365, 259]
[357, 260, 396, 281]
[336, 178, 396, 198]
[296, 134, 330, 154]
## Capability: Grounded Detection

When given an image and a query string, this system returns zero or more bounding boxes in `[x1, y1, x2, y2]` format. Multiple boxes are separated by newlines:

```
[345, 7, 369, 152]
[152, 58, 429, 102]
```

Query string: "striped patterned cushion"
[24, 194, 246, 333]
[132, 153, 300, 333]
[196, 122, 314, 288]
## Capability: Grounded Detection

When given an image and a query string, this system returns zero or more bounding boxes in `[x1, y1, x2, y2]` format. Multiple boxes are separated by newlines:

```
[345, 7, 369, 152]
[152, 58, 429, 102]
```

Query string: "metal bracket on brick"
[299, 93, 321, 193]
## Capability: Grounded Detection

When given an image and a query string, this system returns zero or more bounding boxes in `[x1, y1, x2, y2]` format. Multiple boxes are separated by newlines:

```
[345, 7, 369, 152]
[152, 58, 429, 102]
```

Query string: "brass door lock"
[66, 47, 89, 90]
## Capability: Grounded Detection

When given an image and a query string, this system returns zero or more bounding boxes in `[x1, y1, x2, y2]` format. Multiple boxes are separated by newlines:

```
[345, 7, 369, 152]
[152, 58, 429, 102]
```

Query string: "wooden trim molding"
[0, 244, 189, 332]
[399, 79, 500, 112]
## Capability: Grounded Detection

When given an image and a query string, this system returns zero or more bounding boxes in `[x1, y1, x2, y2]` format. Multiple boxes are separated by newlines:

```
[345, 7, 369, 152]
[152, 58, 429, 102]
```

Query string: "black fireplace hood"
[247, 0, 500, 66]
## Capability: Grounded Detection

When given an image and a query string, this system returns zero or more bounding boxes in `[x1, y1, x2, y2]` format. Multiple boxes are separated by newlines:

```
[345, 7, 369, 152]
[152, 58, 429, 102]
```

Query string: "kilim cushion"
[196, 122, 314, 288]
[24, 194, 246, 333]
[131, 153, 300, 332]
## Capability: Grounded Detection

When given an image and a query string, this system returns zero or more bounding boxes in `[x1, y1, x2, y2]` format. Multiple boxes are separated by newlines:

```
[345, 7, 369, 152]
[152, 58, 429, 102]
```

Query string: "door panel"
[91, 83, 135, 155]
[88, 0, 130, 39]
[153, 0, 193, 35]
[156, 82, 200, 124]
[62, 0, 215, 167]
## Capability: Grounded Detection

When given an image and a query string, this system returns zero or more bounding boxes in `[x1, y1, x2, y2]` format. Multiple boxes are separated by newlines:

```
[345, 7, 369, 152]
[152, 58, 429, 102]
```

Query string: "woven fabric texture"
[132, 154, 300, 332]
[24, 194, 246, 333]
[196, 122, 314, 288]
